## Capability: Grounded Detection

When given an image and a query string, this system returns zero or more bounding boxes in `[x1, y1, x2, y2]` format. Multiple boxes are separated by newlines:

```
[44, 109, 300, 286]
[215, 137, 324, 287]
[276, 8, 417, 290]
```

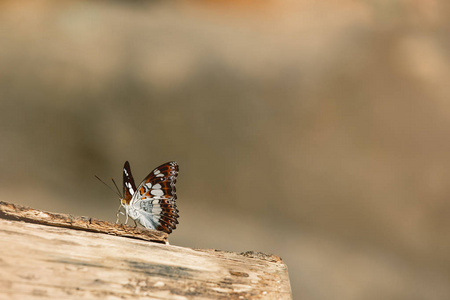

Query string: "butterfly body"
[120, 161, 179, 234]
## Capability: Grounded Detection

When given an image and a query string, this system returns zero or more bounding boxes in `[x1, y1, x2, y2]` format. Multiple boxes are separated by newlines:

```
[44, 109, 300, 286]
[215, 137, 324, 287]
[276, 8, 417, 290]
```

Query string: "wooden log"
[0, 202, 292, 299]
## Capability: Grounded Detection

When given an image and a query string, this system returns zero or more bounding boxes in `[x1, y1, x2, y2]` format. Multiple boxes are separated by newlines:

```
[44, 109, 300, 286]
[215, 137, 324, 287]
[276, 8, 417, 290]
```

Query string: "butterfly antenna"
[94, 175, 122, 199]
[111, 178, 122, 198]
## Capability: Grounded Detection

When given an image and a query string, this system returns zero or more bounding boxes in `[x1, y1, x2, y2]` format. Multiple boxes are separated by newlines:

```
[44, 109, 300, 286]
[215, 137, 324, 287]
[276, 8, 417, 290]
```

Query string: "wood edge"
[0, 201, 168, 244]
[193, 248, 286, 265]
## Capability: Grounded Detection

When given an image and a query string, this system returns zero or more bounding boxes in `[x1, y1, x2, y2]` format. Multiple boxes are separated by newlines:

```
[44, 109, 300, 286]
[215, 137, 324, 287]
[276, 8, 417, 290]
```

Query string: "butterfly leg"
[116, 205, 124, 224]
[124, 212, 129, 225]
[133, 219, 138, 228]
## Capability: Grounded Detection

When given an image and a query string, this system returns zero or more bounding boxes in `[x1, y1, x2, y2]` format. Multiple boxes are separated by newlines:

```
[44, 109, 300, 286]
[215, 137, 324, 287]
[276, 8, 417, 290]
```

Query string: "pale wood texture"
[0, 201, 167, 243]
[0, 204, 292, 299]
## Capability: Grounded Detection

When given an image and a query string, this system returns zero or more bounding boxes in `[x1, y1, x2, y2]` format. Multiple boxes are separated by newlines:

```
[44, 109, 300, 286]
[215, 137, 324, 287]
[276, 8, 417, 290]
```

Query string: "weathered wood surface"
[0, 201, 167, 244]
[0, 206, 292, 299]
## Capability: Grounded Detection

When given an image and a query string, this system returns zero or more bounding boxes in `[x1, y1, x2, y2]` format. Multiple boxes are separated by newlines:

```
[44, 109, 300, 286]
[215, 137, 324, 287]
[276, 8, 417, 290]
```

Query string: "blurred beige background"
[1, 0, 450, 299]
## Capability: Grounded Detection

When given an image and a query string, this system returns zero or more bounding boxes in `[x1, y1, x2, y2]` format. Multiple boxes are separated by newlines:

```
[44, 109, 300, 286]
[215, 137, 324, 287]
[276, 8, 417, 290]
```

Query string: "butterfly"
[118, 161, 180, 234]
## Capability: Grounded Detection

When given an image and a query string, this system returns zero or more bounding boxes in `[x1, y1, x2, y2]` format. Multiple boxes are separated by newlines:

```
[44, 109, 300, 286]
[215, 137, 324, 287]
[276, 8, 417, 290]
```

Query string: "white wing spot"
[145, 182, 152, 189]
[152, 208, 162, 214]
[125, 182, 134, 194]
[151, 189, 164, 196]
[153, 215, 160, 223]
[156, 173, 164, 178]
[154, 169, 161, 175]
[153, 183, 162, 189]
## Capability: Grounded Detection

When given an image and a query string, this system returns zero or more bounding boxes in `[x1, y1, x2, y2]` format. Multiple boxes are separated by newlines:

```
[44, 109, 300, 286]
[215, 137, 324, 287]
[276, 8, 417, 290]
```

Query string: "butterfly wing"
[130, 161, 179, 233]
[123, 161, 137, 205]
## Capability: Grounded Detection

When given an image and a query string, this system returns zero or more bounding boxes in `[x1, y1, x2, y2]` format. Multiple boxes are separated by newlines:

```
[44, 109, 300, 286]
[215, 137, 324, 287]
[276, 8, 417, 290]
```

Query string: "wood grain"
[0, 203, 292, 299]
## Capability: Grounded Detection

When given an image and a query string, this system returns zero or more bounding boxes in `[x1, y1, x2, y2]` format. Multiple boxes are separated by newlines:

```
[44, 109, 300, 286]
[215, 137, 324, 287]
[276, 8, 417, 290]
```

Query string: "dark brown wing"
[123, 161, 137, 205]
